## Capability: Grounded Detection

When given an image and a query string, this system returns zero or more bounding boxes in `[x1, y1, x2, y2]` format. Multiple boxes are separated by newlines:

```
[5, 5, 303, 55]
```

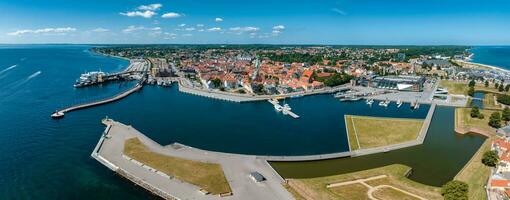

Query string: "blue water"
[0, 45, 485, 198]
[470, 46, 510, 69]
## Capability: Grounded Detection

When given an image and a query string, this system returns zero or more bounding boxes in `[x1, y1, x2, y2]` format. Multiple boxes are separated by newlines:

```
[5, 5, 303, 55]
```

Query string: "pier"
[267, 99, 300, 119]
[51, 76, 146, 119]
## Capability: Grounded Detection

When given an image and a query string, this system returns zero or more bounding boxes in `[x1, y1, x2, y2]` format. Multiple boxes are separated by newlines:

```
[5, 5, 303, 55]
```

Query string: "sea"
[470, 46, 510, 69]
[0, 45, 497, 199]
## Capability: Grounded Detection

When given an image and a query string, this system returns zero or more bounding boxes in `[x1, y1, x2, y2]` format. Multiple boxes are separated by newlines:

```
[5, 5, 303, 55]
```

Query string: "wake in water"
[0, 71, 42, 101]
[27, 71, 42, 79]
[0, 64, 17, 75]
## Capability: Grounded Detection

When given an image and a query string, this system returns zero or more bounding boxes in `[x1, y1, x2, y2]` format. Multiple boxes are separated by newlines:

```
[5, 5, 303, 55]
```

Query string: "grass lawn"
[455, 108, 497, 134]
[345, 115, 424, 149]
[372, 187, 420, 200]
[483, 93, 501, 110]
[455, 137, 493, 200]
[123, 138, 232, 195]
[328, 183, 369, 200]
[285, 164, 442, 200]
[440, 80, 510, 96]
[439, 80, 469, 95]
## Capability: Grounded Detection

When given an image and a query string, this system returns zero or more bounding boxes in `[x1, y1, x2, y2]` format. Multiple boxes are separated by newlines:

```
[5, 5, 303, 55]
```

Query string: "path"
[327, 175, 427, 200]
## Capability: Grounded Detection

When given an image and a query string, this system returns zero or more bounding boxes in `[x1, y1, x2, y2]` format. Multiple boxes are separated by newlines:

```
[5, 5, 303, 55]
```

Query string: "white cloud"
[229, 26, 259, 33]
[164, 32, 177, 36]
[207, 27, 222, 32]
[120, 10, 156, 18]
[184, 27, 195, 31]
[122, 26, 161, 33]
[178, 24, 186, 27]
[137, 4, 162, 11]
[273, 25, 285, 30]
[198, 29, 205, 32]
[215, 17, 223, 22]
[161, 12, 182, 18]
[182, 33, 192, 37]
[331, 8, 347, 15]
[91, 28, 109, 32]
[7, 27, 77, 36]
[196, 24, 204, 27]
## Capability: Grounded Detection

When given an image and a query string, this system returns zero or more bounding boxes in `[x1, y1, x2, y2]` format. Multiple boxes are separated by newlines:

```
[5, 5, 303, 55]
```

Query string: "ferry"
[74, 71, 106, 88]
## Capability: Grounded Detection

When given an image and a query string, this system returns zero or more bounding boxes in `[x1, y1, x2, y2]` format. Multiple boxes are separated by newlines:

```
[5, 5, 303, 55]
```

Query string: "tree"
[441, 180, 468, 200]
[485, 80, 489, 87]
[470, 106, 480, 118]
[503, 107, 510, 122]
[467, 86, 475, 97]
[210, 78, 221, 88]
[497, 94, 510, 105]
[482, 150, 499, 167]
[506, 84, 510, 92]
[489, 112, 502, 128]
[499, 84, 505, 92]
[468, 79, 476, 87]
[495, 82, 500, 89]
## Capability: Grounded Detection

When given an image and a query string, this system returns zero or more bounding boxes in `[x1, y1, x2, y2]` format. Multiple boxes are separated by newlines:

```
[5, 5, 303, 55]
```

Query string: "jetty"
[267, 99, 300, 119]
[51, 76, 146, 119]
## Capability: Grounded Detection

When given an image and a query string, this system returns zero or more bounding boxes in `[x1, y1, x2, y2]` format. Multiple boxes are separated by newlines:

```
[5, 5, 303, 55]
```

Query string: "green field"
[454, 138, 492, 200]
[286, 164, 442, 200]
[455, 108, 496, 135]
[345, 115, 424, 150]
[123, 137, 232, 195]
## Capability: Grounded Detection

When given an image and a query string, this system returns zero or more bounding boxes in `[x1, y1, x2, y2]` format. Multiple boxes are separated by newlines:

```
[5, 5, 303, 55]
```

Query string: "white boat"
[274, 104, 283, 112]
[397, 99, 403, 108]
[366, 98, 374, 105]
[414, 103, 420, 109]
[283, 104, 291, 111]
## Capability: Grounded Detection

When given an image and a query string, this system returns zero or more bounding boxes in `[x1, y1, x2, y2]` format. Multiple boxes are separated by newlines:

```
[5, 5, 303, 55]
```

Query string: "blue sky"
[0, 0, 509, 45]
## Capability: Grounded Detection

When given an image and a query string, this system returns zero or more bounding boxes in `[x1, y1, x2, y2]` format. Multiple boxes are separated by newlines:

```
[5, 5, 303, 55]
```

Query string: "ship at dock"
[74, 71, 107, 88]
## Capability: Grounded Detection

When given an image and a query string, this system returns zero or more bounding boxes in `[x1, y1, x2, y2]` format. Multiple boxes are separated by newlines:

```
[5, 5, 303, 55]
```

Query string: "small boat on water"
[290, 94, 303, 98]
[340, 95, 362, 102]
[366, 98, 374, 105]
[378, 100, 390, 107]
[414, 103, 420, 109]
[397, 99, 403, 108]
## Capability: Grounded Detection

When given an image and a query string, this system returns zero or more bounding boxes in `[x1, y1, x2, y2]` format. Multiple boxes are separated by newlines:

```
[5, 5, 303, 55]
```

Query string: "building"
[249, 172, 266, 183]
[360, 75, 426, 92]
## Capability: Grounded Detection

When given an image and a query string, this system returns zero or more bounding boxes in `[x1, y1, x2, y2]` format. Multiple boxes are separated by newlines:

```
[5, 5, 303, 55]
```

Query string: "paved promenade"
[178, 78, 350, 103]
[92, 119, 294, 200]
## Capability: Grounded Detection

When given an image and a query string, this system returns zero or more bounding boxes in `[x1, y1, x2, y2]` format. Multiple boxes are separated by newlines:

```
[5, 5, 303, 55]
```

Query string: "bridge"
[51, 75, 146, 119]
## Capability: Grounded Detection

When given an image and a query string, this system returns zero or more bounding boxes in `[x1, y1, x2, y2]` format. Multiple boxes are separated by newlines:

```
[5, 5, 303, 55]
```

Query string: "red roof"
[492, 179, 510, 188]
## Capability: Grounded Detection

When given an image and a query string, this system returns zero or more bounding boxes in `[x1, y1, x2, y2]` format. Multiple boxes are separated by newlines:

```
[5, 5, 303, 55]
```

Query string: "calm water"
[0, 45, 485, 198]
[470, 46, 510, 69]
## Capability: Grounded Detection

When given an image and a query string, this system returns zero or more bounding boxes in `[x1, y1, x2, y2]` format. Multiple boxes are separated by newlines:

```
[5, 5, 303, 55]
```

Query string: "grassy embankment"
[454, 137, 493, 200]
[345, 115, 424, 151]
[455, 108, 496, 136]
[286, 164, 442, 200]
[440, 80, 509, 98]
[123, 138, 232, 195]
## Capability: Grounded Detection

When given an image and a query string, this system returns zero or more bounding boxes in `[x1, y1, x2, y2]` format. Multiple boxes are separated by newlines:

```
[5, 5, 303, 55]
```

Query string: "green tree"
[499, 84, 505, 92]
[441, 180, 468, 200]
[503, 107, 510, 122]
[468, 79, 476, 87]
[470, 106, 480, 118]
[489, 112, 502, 128]
[210, 78, 221, 88]
[467, 86, 475, 97]
[482, 150, 499, 167]
[506, 84, 510, 92]
[485, 80, 489, 87]
[497, 94, 510, 105]
[495, 82, 500, 89]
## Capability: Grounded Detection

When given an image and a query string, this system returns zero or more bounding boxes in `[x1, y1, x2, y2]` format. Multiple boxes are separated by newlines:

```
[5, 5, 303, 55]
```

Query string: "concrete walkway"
[92, 119, 294, 200]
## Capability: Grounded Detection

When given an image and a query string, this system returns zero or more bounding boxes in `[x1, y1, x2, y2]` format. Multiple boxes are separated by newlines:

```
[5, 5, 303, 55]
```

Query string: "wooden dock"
[267, 99, 300, 119]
